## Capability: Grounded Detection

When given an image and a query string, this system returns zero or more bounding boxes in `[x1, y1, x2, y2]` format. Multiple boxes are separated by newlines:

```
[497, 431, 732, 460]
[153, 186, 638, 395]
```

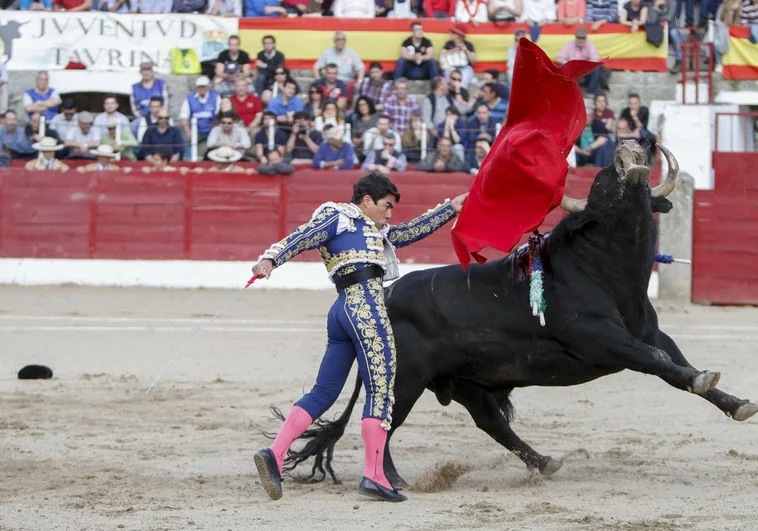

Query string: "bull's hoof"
[732, 402, 758, 422]
[539, 457, 563, 476]
[690, 371, 720, 395]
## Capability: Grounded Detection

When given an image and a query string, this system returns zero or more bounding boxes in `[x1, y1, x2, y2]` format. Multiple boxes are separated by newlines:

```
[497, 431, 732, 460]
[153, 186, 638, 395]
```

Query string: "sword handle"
[245, 274, 262, 288]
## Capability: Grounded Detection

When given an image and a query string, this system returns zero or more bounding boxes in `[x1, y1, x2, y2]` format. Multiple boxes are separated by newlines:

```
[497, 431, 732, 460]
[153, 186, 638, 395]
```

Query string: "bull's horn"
[561, 193, 587, 212]
[651, 144, 679, 198]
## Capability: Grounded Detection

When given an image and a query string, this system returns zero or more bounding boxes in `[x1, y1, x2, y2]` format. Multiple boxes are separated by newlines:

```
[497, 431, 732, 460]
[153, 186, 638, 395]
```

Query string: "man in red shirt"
[230, 77, 263, 139]
[423, 0, 455, 18]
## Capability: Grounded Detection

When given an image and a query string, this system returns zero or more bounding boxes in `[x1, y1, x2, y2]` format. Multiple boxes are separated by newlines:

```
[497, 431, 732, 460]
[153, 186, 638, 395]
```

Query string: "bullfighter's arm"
[386, 200, 458, 249]
[258, 206, 341, 268]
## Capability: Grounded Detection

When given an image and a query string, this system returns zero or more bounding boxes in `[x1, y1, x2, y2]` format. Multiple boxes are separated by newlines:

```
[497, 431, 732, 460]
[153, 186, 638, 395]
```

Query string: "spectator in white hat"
[77, 144, 130, 173]
[180, 75, 221, 155]
[25, 137, 69, 172]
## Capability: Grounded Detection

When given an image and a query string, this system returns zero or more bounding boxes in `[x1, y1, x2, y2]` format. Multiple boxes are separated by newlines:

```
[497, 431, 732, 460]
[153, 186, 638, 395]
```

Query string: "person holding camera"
[360, 133, 407, 175]
[286, 111, 324, 163]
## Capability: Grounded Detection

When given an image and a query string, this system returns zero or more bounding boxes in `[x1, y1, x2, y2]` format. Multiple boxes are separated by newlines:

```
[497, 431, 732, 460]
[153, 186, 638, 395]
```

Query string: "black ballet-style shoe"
[254, 448, 283, 501]
[358, 476, 408, 502]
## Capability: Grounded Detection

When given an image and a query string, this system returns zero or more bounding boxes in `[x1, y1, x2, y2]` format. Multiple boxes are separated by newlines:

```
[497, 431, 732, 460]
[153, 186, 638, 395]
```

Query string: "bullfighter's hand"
[252, 259, 275, 279]
[452, 192, 469, 213]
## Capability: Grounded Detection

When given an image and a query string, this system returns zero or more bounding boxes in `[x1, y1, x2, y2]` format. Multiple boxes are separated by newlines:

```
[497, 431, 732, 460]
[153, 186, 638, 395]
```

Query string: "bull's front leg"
[563, 319, 720, 395]
[654, 330, 757, 421]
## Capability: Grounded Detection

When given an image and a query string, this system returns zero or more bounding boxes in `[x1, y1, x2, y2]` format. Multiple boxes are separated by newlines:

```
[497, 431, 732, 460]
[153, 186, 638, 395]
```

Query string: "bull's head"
[560, 140, 679, 214]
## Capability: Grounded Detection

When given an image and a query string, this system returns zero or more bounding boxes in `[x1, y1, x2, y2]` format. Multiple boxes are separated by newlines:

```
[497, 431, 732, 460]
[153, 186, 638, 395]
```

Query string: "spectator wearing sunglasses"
[140, 108, 184, 162]
[207, 110, 252, 160]
[261, 66, 299, 106]
[361, 133, 407, 175]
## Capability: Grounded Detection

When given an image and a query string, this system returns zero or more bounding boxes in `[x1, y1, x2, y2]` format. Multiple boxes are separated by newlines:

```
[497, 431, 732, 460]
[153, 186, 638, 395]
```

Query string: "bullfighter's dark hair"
[351, 173, 401, 204]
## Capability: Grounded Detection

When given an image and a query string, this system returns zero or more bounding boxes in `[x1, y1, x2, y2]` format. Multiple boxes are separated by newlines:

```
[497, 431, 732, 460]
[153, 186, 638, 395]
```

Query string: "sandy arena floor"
[1, 286, 757, 531]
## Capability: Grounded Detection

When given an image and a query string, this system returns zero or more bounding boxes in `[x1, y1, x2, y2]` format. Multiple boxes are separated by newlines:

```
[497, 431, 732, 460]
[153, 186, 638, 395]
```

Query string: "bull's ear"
[651, 196, 673, 213]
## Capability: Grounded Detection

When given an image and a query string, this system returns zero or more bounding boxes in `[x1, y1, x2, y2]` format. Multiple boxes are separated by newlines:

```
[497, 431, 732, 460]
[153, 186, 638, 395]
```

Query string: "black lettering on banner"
[113, 18, 135, 38]
[155, 20, 174, 38]
[76, 17, 97, 35]
[180, 20, 196, 39]
[109, 48, 124, 68]
[31, 18, 46, 38]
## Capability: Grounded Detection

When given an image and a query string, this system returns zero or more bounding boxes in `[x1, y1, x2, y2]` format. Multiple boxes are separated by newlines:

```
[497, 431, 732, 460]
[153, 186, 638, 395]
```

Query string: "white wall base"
[0, 258, 660, 298]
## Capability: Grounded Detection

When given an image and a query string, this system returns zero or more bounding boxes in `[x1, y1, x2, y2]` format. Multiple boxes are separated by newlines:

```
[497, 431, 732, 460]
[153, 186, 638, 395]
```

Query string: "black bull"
[278, 141, 757, 488]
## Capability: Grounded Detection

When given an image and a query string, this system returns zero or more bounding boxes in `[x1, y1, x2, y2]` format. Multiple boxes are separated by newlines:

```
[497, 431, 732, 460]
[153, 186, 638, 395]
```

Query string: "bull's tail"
[266, 374, 362, 485]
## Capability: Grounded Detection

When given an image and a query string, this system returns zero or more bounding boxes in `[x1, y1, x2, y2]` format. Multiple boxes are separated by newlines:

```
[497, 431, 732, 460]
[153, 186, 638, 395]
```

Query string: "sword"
[145, 275, 261, 394]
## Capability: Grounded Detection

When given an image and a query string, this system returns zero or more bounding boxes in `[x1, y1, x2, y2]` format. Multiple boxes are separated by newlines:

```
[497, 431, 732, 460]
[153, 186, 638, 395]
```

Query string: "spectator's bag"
[440, 49, 468, 70]
[706, 19, 731, 55]
[173, 0, 206, 12]
[644, 23, 664, 48]
[171, 48, 202, 74]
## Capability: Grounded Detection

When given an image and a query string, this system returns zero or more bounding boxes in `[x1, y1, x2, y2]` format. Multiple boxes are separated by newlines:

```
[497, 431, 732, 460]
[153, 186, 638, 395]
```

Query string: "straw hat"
[89, 144, 118, 158]
[208, 146, 242, 163]
[32, 136, 64, 152]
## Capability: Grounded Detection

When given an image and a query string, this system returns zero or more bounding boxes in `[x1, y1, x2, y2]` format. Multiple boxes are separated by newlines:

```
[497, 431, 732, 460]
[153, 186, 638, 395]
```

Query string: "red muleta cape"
[451, 38, 603, 268]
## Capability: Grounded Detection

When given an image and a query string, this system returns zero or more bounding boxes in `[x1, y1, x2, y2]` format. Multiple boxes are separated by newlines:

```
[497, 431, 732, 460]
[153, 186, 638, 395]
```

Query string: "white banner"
[0, 12, 238, 73]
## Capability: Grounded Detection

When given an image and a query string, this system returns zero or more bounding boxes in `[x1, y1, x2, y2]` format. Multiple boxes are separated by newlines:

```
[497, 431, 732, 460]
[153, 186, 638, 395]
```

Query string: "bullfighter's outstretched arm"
[386, 200, 458, 249]
[259, 205, 341, 268]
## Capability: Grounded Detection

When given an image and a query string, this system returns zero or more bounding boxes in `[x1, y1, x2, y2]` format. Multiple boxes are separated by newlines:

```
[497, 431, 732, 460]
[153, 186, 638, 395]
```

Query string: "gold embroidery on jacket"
[387, 202, 457, 247]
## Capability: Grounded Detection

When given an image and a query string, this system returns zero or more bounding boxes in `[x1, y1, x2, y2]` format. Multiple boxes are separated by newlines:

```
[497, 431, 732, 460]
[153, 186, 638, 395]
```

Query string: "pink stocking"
[362, 417, 392, 490]
[269, 405, 313, 472]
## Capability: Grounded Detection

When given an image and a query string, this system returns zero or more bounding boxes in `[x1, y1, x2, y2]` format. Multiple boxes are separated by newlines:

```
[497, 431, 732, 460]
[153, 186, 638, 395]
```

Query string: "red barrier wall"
[0, 167, 657, 266]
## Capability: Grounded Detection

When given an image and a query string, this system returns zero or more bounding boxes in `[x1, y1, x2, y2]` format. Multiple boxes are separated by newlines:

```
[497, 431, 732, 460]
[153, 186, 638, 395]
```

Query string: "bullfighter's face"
[360, 193, 396, 229]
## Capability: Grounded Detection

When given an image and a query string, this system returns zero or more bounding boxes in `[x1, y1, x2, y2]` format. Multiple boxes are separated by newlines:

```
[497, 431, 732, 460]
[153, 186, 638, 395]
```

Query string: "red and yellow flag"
[723, 26, 758, 80]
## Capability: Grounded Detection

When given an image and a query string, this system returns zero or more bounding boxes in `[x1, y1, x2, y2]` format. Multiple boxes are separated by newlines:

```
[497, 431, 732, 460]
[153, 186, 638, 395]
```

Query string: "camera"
[297, 124, 308, 134]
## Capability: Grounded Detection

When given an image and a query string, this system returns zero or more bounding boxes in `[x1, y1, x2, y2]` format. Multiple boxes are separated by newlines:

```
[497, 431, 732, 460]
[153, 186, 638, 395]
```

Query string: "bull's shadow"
[279, 141, 757, 489]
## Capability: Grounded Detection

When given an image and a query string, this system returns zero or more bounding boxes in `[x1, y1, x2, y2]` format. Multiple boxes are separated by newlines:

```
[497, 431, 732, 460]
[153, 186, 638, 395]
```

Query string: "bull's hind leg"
[451, 379, 561, 476]
[655, 331, 757, 421]
[383, 383, 426, 490]
[566, 319, 720, 395]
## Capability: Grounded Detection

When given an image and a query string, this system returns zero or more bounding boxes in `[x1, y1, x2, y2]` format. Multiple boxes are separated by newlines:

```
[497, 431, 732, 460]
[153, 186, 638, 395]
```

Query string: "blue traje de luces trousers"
[295, 278, 396, 430]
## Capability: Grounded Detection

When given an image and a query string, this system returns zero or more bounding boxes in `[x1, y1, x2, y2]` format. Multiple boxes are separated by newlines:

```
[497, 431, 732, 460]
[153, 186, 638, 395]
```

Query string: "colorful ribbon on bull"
[527, 232, 547, 327]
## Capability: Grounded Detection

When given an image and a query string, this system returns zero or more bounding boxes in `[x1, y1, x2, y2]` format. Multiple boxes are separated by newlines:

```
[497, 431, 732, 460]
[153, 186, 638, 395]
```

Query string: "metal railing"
[678, 40, 714, 104]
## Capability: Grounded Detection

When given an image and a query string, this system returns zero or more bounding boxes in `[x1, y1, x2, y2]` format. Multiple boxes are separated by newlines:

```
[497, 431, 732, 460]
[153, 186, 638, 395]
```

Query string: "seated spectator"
[557, 0, 586, 24]
[245, 0, 287, 17]
[77, 145, 127, 173]
[49, 99, 79, 140]
[93, 95, 130, 135]
[488, 0, 522, 20]
[53, 0, 92, 10]
[26, 111, 62, 150]
[465, 103, 498, 148]
[130, 62, 168, 136]
[255, 35, 285, 95]
[647, 0, 682, 74]
[132, 0, 172, 12]
[357, 62, 392, 112]
[313, 31, 365, 85]
[261, 66, 299, 106]
[620, 0, 648, 30]
[204, 146, 254, 173]
[102, 119, 139, 161]
[219, 96, 237, 116]
[383, 78, 420, 133]
[64, 111, 101, 159]
[141, 151, 186, 174]
[315, 64, 349, 111]
[304, 83, 324, 121]
[479, 82, 508, 123]
[254, 111, 288, 162]
[523, 0, 557, 41]
[619, 92, 656, 148]
[141, 108, 184, 162]
[437, 107, 466, 160]
[464, 135, 491, 174]
[215, 35, 251, 86]
[507, 29, 527, 85]
[333, 0, 375, 16]
[423, 0, 455, 18]
[180, 76, 221, 150]
[268, 80, 305, 131]
[363, 114, 402, 154]
[23, 71, 61, 122]
[396, 22, 440, 81]
[361, 133, 408, 174]
[0, 111, 34, 158]
[282, 0, 313, 15]
[448, 70, 472, 115]
[312, 125, 355, 170]
[207, 0, 242, 15]
[286, 111, 323, 162]
[454, 0, 488, 20]
[401, 114, 431, 163]
[20, 0, 53, 9]
[440, 24, 477, 89]
[259, 148, 295, 175]
[314, 100, 347, 134]
[350, 96, 378, 147]
[591, 92, 614, 137]
[230, 78, 263, 136]
[556, 27, 605, 94]
[473, 69, 510, 109]
[422, 77, 461, 140]
[207, 110, 252, 159]
[137, 96, 172, 143]
[585, 0, 618, 29]
[26, 137, 69, 172]
[575, 108, 613, 167]
[416, 136, 463, 172]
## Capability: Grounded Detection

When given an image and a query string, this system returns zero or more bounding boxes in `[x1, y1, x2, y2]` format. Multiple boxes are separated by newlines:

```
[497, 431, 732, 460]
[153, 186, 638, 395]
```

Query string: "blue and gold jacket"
[259, 200, 458, 283]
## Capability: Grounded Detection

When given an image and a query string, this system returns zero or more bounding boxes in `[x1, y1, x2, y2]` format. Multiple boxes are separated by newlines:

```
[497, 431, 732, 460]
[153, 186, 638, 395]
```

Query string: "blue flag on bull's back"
[451, 38, 604, 268]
